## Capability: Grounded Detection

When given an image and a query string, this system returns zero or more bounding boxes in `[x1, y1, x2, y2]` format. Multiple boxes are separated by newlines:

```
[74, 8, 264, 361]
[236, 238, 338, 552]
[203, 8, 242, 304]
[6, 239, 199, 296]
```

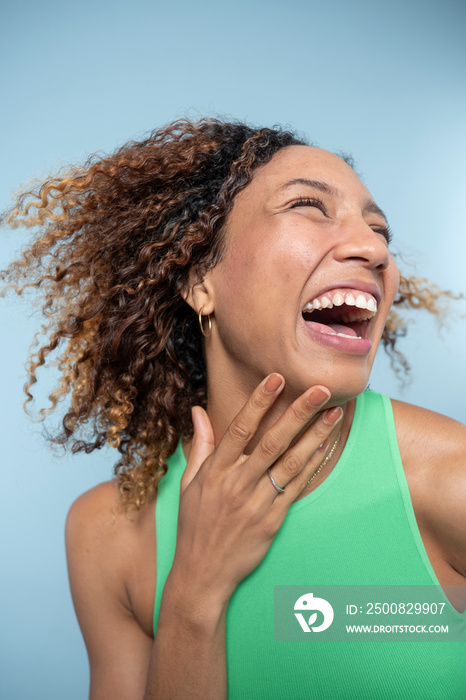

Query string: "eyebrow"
[277, 178, 389, 224]
[278, 178, 339, 197]
[362, 200, 388, 224]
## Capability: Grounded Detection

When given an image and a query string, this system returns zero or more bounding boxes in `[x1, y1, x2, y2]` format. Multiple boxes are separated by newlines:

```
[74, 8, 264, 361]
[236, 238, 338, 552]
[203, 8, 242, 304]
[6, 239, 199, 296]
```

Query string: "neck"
[298, 399, 354, 498]
[194, 364, 356, 499]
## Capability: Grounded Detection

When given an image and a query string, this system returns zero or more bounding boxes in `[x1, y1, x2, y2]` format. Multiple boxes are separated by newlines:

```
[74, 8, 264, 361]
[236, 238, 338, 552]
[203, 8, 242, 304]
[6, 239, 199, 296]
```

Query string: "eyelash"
[289, 196, 327, 213]
[373, 225, 393, 244]
[289, 197, 393, 244]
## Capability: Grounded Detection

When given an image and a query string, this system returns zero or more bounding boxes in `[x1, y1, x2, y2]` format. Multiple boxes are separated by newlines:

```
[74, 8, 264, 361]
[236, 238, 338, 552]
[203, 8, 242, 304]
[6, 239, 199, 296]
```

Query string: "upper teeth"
[303, 290, 378, 315]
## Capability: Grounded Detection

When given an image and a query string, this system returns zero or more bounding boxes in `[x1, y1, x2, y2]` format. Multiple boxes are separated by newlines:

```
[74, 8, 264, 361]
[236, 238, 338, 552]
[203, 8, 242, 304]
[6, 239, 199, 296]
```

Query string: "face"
[201, 145, 400, 403]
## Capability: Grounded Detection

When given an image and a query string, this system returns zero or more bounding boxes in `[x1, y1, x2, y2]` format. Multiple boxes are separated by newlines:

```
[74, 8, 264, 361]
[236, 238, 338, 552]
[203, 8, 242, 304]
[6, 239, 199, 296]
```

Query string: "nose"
[333, 221, 390, 271]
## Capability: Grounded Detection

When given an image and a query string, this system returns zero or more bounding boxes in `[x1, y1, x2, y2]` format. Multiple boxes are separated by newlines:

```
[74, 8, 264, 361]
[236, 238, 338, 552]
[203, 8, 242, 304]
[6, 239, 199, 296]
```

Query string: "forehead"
[236, 145, 372, 205]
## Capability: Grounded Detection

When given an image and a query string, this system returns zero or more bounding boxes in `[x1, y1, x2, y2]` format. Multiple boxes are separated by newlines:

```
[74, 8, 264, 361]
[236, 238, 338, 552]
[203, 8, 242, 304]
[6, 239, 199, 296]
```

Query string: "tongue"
[328, 323, 358, 337]
[306, 320, 360, 338]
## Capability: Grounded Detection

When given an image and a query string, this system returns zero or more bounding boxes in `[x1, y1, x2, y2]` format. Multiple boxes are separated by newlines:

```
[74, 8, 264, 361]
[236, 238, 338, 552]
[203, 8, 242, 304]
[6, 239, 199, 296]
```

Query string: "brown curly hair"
[0, 118, 455, 511]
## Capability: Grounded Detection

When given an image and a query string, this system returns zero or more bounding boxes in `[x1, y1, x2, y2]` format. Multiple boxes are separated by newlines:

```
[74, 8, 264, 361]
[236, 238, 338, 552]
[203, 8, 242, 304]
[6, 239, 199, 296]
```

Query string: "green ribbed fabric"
[154, 391, 466, 699]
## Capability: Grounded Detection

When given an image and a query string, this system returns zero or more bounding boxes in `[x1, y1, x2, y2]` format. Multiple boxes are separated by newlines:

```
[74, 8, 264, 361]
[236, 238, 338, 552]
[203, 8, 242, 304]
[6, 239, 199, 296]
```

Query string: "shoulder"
[66, 480, 156, 598]
[66, 481, 124, 566]
[66, 479, 119, 531]
[390, 399, 466, 469]
[66, 481, 133, 609]
[391, 399, 466, 576]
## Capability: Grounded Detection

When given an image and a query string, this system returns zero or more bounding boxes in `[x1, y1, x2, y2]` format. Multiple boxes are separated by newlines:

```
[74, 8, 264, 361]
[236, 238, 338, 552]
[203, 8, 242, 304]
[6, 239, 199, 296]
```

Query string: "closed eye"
[372, 225, 393, 244]
[288, 196, 327, 215]
[288, 197, 392, 243]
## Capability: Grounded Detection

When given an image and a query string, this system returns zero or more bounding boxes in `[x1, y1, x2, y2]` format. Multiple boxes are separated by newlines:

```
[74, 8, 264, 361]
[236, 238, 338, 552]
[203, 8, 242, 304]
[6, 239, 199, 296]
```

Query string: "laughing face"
[200, 145, 400, 405]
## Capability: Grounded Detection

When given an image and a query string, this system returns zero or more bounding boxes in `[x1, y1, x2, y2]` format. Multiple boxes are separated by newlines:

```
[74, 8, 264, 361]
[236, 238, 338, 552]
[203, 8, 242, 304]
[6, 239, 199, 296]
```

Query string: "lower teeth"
[337, 332, 361, 339]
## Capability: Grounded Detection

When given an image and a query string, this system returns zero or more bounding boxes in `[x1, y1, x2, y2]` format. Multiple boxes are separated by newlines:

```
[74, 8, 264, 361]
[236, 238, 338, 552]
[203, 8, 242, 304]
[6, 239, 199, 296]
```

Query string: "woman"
[2, 119, 465, 699]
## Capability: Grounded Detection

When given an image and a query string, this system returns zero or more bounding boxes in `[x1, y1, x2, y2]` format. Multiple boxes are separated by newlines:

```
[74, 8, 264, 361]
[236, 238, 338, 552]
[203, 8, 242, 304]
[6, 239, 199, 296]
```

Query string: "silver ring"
[267, 468, 285, 494]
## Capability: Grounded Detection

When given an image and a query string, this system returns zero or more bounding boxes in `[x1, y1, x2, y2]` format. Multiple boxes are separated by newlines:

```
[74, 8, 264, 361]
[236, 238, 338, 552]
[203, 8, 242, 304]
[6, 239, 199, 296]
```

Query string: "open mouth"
[301, 289, 378, 340]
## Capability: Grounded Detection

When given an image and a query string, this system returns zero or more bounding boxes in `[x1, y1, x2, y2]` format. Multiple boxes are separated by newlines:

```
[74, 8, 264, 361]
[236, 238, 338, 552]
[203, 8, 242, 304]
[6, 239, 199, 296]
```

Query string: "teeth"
[337, 332, 361, 339]
[320, 296, 332, 308]
[356, 295, 367, 308]
[303, 290, 377, 315]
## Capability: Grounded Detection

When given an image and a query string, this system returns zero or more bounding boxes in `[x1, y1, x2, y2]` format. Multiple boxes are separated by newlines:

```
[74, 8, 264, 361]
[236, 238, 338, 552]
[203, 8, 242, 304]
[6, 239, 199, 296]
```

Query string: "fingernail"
[306, 387, 330, 408]
[264, 373, 284, 394]
[323, 406, 343, 425]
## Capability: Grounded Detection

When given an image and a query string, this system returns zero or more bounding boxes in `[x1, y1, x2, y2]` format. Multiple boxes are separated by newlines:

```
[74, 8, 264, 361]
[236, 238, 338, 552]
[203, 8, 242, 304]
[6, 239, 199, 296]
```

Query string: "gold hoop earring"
[198, 307, 212, 337]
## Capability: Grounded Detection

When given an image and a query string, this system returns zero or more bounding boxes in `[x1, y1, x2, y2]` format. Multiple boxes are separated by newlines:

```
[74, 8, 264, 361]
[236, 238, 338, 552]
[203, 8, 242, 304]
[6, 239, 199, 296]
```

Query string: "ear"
[181, 266, 215, 316]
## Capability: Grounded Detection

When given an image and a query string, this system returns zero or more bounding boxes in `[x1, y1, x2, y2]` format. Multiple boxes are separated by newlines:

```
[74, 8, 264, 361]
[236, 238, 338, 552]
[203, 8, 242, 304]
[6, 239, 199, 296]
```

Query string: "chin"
[283, 357, 374, 406]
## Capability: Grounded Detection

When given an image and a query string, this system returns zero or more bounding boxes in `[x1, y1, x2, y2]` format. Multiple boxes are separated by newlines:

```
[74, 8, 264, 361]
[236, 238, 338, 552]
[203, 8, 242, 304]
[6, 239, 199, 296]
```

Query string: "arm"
[144, 376, 342, 698]
[392, 400, 466, 579]
[67, 482, 229, 700]
[66, 482, 154, 700]
[68, 376, 342, 699]
[146, 575, 229, 700]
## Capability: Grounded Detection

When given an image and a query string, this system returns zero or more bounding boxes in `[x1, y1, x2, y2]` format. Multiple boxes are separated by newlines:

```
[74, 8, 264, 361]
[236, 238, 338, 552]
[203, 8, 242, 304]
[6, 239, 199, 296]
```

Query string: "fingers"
[250, 384, 332, 473]
[214, 373, 286, 464]
[267, 406, 343, 503]
[243, 385, 341, 495]
[181, 406, 215, 491]
[184, 375, 340, 503]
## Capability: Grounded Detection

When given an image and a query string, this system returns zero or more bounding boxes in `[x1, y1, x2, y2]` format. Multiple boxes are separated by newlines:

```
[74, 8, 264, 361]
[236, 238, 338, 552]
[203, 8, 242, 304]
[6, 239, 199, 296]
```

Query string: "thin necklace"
[308, 429, 342, 483]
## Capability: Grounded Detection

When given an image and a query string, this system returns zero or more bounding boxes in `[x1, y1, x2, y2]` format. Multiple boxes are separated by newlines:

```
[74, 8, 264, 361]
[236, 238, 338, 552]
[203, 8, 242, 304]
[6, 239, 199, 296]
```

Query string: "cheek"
[387, 258, 401, 304]
[213, 217, 322, 330]
[216, 241, 308, 311]
[227, 222, 313, 282]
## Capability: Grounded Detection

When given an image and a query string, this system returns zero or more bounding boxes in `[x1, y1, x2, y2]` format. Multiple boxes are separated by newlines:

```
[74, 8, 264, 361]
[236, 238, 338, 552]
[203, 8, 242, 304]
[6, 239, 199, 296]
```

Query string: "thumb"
[181, 406, 215, 490]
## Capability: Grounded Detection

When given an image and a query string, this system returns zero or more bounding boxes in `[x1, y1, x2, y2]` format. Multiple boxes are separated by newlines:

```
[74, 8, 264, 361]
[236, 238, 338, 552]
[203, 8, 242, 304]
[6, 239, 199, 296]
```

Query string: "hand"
[170, 374, 343, 608]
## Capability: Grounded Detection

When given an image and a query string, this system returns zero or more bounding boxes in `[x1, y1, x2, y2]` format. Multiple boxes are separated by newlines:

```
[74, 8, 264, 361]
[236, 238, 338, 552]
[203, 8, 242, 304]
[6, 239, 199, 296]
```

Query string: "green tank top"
[154, 391, 466, 698]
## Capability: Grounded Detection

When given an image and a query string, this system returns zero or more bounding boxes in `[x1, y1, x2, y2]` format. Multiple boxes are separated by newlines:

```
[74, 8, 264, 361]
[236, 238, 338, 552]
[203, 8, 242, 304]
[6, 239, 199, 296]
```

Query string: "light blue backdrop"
[1, 1, 465, 698]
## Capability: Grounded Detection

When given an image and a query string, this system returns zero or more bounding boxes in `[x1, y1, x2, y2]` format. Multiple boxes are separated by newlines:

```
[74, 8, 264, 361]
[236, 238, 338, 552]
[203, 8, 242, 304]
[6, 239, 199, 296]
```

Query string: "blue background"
[1, 1, 465, 698]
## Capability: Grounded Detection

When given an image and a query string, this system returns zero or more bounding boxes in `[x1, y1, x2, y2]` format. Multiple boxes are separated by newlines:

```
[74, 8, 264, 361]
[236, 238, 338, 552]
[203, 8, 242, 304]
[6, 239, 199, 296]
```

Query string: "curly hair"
[0, 118, 456, 511]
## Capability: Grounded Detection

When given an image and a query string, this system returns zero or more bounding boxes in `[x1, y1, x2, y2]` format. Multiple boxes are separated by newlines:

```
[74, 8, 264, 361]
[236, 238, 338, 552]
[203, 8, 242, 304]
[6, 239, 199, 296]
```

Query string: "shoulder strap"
[153, 439, 185, 635]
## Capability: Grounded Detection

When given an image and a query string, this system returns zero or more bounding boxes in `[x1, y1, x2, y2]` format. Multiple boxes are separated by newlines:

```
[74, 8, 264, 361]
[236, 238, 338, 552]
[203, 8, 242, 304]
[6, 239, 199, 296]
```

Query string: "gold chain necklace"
[308, 429, 342, 483]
